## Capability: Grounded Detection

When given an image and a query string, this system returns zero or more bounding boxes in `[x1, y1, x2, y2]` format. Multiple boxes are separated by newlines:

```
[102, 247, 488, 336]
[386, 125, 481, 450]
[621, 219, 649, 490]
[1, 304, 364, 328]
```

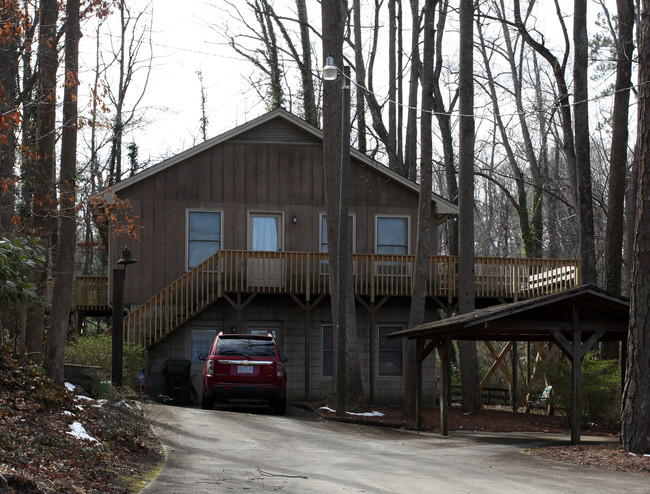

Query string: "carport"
[388, 285, 629, 444]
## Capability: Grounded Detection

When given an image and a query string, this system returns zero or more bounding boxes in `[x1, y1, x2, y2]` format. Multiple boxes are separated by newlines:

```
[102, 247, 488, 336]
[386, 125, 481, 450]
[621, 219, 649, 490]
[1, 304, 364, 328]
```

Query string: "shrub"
[65, 334, 144, 392]
[534, 352, 621, 427]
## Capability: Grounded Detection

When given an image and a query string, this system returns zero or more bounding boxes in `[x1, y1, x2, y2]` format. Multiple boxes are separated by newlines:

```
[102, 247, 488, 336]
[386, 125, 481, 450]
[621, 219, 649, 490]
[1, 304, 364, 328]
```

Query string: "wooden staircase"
[125, 251, 223, 347]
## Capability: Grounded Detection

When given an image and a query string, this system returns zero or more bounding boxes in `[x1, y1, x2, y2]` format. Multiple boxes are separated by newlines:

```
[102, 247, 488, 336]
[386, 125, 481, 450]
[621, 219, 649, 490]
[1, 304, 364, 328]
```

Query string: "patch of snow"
[63, 410, 74, 416]
[76, 395, 93, 401]
[67, 422, 98, 443]
[346, 410, 384, 417]
[64, 382, 75, 391]
[629, 452, 637, 456]
[318, 406, 384, 417]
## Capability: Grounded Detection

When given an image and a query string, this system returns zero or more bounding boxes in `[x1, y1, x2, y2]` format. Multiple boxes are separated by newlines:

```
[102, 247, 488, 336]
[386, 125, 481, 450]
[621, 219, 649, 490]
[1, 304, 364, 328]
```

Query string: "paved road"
[142, 403, 649, 493]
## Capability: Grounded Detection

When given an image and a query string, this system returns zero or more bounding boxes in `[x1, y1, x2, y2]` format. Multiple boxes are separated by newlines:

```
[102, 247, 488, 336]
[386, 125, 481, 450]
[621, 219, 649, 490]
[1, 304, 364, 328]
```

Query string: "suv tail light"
[206, 359, 214, 376]
[276, 361, 284, 378]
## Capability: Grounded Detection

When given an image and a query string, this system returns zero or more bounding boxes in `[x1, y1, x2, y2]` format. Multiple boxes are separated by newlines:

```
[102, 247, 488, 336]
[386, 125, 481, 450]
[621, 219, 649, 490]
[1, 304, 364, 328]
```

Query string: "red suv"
[201, 332, 288, 415]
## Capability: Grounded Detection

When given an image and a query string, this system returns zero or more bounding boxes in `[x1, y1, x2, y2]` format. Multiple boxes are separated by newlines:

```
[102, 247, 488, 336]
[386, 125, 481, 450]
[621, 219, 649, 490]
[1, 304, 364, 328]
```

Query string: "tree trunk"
[352, 0, 367, 153]
[405, 0, 421, 181]
[458, 0, 480, 413]
[388, 0, 398, 174]
[45, 0, 81, 385]
[602, 0, 634, 359]
[432, 0, 458, 256]
[295, 0, 317, 127]
[29, 0, 59, 364]
[405, 0, 436, 419]
[573, 0, 597, 285]
[604, 0, 635, 294]
[321, 0, 365, 411]
[621, 0, 650, 454]
[0, 1, 19, 235]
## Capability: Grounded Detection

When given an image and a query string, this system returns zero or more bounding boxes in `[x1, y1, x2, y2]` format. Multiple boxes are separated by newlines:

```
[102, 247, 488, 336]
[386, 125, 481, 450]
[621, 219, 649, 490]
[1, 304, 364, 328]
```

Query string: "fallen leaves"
[0, 354, 164, 492]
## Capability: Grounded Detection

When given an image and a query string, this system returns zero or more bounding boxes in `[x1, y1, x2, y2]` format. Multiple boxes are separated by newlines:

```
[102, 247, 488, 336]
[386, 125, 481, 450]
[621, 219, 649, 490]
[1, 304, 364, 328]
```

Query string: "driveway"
[142, 403, 648, 493]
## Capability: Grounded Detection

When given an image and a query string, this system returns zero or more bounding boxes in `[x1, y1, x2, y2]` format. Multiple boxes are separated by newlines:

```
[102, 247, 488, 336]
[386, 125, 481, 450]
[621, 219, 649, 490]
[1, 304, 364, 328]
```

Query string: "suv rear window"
[215, 337, 277, 357]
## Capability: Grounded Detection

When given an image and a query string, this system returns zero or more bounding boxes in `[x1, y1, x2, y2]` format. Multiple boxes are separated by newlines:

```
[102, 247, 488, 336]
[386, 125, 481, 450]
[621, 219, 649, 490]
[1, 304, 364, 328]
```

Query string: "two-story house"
[107, 108, 578, 405]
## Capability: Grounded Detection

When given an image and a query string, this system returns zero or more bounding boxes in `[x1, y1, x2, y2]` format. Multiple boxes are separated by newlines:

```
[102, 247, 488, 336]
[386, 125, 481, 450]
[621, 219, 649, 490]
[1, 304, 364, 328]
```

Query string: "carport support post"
[571, 326, 581, 445]
[438, 338, 450, 436]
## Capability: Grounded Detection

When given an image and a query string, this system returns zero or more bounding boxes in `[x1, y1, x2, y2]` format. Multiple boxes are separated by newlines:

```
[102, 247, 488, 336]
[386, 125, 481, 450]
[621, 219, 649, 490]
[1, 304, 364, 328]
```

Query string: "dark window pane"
[188, 211, 221, 269]
[323, 325, 333, 376]
[189, 211, 221, 241]
[377, 217, 407, 255]
[191, 329, 217, 364]
[189, 241, 221, 268]
[378, 326, 403, 376]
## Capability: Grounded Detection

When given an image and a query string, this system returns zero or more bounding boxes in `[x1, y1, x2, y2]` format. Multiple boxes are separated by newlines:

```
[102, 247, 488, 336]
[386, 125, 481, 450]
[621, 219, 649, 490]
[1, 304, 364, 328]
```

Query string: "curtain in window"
[252, 216, 278, 251]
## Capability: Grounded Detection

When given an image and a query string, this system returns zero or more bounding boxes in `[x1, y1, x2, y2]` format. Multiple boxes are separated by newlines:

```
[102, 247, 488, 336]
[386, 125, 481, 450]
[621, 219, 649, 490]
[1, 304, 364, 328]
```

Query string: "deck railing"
[46, 275, 110, 312]
[124, 250, 580, 347]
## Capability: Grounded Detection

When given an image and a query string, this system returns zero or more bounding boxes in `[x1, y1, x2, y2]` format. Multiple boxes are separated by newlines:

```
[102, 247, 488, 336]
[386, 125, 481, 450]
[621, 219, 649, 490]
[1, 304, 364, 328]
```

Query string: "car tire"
[201, 393, 214, 410]
[272, 397, 286, 415]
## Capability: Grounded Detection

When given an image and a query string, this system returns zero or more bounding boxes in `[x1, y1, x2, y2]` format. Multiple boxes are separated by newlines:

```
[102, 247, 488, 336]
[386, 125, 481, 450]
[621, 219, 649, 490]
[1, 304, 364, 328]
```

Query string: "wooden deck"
[58, 252, 580, 346]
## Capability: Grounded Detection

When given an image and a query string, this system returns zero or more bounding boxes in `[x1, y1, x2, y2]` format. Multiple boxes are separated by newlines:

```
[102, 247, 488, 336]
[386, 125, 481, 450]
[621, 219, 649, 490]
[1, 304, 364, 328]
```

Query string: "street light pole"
[324, 56, 351, 416]
[111, 267, 125, 387]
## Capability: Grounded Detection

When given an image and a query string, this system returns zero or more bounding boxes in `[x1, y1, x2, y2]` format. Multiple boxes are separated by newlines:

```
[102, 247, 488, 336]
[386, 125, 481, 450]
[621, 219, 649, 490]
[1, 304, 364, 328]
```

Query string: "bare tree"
[622, 0, 650, 454]
[405, 0, 437, 419]
[106, 0, 152, 185]
[513, 0, 596, 283]
[458, 0, 480, 413]
[603, 0, 635, 296]
[432, 0, 458, 256]
[28, 0, 60, 364]
[321, 0, 365, 410]
[0, 0, 20, 234]
[45, 0, 81, 384]
[573, 0, 597, 284]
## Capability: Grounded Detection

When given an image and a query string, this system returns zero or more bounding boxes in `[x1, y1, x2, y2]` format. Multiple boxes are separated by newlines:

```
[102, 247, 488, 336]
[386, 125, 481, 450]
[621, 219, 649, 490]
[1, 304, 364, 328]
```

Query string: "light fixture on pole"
[323, 55, 338, 81]
[112, 246, 137, 388]
[324, 55, 351, 417]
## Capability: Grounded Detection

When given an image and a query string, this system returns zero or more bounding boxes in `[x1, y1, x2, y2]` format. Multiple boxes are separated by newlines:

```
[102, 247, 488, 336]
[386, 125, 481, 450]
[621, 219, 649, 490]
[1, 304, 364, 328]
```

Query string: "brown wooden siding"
[112, 138, 434, 305]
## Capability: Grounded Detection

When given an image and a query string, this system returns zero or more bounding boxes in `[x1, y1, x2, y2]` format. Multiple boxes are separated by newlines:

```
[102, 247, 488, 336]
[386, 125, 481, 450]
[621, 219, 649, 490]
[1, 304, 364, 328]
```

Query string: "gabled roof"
[110, 108, 458, 216]
[388, 284, 629, 343]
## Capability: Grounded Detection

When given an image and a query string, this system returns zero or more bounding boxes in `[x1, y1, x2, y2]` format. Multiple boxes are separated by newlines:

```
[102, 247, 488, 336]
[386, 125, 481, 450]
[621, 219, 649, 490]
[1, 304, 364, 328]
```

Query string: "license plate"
[237, 365, 253, 374]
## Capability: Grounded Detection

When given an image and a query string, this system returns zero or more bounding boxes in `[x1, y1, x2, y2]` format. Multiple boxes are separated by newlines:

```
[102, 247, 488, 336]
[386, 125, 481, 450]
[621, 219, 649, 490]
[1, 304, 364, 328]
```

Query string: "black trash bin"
[162, 359, 195, 406]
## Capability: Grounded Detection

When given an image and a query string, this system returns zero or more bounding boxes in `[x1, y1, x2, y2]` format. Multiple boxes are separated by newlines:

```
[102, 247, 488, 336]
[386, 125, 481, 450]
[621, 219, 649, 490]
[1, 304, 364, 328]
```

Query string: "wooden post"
[512, 341, 518, 412]
[438, 338, 450, 436]
[571, 302, 581, 445]
[415, 338, 423, 429]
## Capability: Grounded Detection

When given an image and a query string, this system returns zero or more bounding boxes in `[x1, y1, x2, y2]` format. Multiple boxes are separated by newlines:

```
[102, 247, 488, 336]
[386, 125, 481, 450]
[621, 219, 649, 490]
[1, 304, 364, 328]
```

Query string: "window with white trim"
[378, 325, 403, 376]
[187, 210, 222, 269]
[376, 216, 409, 255]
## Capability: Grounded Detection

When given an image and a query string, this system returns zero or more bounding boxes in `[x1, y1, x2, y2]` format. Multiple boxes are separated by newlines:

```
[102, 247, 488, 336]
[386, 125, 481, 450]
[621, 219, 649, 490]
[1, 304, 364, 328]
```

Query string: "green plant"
[0, 236, 45, 309]
[534, 352, 621, 427]
[65, 333, 145, 392]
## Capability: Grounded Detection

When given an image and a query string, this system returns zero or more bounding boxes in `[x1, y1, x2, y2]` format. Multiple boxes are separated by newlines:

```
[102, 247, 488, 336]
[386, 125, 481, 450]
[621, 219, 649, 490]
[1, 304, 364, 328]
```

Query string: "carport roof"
[388, 284, 629, 343]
